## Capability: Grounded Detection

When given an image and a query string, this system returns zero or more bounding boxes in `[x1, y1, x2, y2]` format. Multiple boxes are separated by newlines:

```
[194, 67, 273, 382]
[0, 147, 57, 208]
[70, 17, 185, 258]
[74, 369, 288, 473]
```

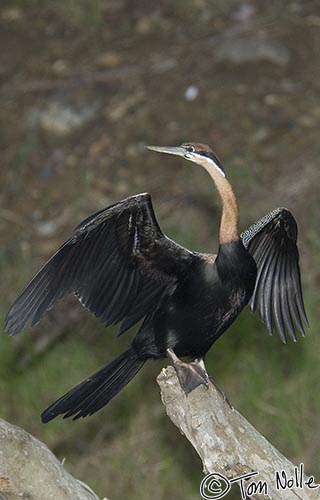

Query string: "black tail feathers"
[41, 347, 144, 422]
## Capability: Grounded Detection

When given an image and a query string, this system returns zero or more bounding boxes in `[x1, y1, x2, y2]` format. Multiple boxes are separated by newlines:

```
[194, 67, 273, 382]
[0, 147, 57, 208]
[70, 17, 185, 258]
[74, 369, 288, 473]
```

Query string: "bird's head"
[146, 142, 225, 176]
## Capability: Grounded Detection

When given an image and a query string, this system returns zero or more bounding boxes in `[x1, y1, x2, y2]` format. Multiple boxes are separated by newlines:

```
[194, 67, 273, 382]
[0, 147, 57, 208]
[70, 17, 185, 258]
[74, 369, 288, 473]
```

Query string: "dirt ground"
[1, 1, 319, 255]
[0, 1, 320, 499]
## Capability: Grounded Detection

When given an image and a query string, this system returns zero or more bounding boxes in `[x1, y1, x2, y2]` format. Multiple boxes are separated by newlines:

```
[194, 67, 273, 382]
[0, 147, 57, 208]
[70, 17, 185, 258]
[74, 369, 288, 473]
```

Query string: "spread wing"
[5, 193, 194, 336]
[241, 208, 308, 343]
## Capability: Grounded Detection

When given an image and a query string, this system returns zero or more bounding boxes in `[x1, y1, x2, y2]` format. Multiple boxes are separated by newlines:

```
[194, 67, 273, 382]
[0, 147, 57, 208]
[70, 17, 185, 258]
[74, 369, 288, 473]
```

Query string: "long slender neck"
[198, 159, 240, 244]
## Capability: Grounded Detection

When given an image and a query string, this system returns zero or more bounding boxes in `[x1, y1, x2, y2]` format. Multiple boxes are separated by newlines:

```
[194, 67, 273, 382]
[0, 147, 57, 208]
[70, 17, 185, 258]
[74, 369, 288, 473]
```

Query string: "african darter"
[5, 143, 308, 422]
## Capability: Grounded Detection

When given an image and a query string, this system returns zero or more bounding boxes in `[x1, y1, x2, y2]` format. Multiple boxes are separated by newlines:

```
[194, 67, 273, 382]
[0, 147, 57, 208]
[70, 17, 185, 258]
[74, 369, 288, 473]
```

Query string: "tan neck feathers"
[197, 159, 240, 244]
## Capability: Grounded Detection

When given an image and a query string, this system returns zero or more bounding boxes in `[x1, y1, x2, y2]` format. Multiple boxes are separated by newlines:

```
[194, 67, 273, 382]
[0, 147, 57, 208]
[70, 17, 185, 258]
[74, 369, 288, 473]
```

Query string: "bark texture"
[157, 365, 320, 500]
[0, 419, 106, 500]
[0, 367, 318, 500]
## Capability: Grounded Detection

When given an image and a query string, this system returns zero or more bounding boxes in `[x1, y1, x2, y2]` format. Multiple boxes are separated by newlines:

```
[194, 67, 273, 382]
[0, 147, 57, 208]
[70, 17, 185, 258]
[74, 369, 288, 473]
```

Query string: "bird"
[5, 143, 308, 422]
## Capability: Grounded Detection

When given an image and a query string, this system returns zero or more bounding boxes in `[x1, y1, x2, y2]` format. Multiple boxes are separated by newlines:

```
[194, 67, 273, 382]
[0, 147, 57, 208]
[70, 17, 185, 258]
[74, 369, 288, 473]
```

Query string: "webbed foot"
[166, 348, 209, 394]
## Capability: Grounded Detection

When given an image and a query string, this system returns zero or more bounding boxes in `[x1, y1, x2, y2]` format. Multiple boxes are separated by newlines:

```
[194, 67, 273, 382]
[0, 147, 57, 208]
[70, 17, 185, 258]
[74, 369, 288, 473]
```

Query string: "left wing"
[241, 208, 308, 343]
[4, 193, 194, 336]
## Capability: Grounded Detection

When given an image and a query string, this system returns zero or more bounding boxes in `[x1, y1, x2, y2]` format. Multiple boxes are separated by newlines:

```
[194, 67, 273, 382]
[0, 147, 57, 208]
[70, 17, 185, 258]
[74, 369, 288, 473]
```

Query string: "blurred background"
[0, 1, 319, 499]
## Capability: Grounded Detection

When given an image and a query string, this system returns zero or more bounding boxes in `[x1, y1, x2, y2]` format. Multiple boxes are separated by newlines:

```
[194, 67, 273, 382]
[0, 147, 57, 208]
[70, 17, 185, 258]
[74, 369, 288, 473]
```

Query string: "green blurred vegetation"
[2, 0, 211, 34]
[3, 0, 107, 30]
[0, 222, 318, 499]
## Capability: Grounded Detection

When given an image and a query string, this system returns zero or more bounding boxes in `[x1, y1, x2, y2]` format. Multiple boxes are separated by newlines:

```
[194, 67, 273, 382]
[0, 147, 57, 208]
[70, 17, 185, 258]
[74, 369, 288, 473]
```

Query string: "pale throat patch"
[192, 153, 226, 177]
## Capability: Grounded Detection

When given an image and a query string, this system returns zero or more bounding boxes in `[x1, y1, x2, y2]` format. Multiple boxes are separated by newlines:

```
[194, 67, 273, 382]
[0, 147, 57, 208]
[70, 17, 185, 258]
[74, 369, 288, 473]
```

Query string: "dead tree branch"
[1, 366, 318, 500]
[157, 365, 320, 500]
[0, 419, 108, 500]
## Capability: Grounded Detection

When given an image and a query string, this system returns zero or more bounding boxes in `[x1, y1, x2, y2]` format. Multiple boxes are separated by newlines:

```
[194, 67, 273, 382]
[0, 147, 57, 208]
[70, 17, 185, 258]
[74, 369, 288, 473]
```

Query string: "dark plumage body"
[4, 143, 308, 422]
[137, 241, 256, 361]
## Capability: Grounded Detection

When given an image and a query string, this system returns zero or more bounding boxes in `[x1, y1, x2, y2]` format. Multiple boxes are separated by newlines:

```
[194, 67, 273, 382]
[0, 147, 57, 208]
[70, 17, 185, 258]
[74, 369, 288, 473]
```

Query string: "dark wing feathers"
[241, 208, 308, 342]
[5, 193, 193, 336]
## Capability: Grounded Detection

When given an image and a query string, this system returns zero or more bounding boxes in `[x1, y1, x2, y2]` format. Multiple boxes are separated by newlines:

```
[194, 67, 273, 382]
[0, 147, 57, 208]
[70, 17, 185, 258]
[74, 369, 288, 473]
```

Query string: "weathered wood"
[0, 419, 107, 500]
[0, 366, 318, 500]
[157, 365, 320, 500]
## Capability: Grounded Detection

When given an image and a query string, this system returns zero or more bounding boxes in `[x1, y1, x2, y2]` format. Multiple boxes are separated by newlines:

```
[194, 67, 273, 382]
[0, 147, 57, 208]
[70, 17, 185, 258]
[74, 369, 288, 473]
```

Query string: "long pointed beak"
[145, 145, 186, 157]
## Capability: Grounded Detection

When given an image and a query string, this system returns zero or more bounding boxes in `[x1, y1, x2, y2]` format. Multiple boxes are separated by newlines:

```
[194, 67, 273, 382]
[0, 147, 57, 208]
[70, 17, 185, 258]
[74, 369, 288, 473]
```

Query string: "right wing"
[5, 193, 194, 336]
[241, 208, 308, 342]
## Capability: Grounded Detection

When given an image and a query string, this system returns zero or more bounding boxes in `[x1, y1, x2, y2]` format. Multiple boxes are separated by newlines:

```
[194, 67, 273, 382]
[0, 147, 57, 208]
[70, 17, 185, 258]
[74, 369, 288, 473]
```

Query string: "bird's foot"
[166, 349, 209, 395]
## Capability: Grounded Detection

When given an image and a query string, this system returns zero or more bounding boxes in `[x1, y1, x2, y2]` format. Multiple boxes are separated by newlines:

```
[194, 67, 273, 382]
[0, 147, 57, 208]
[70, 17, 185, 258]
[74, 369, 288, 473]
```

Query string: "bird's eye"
[186, 145, 195, 153]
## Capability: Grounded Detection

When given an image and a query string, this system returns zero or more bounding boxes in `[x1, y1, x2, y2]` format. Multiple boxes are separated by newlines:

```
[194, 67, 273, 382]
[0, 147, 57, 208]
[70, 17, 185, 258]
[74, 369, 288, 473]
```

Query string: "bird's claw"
[166, 349, 233, 408]
[166, 348, 209, 395]
[212, 380, 234, 410]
